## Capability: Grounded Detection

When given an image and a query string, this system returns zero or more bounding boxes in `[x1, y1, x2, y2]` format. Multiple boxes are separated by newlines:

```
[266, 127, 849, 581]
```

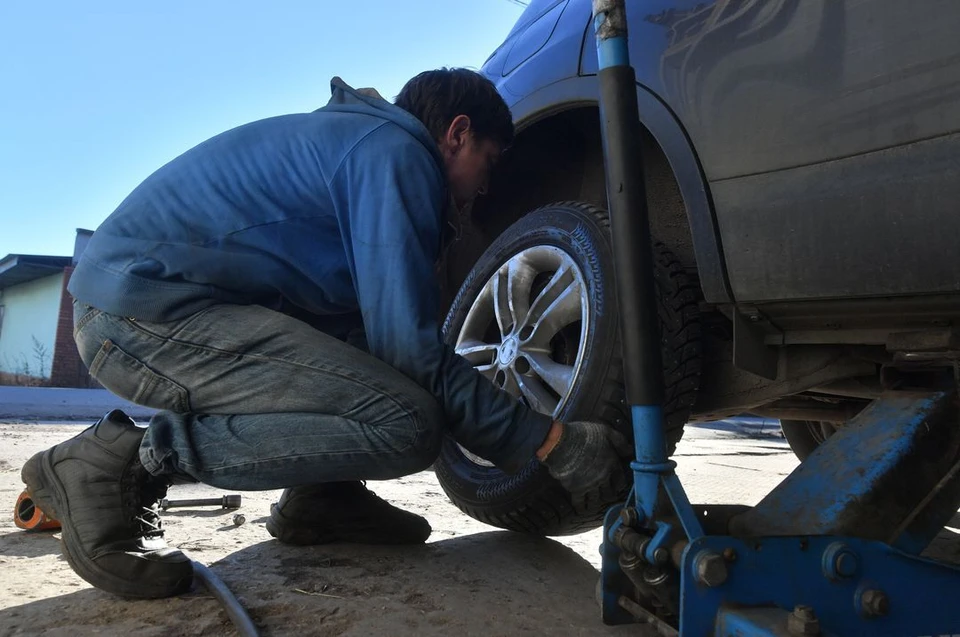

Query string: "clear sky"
[0, 1, 525, 258]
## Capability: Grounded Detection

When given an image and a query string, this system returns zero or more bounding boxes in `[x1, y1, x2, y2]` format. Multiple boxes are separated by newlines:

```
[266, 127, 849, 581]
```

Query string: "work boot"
[20, 410, 193, 598]
[266, 481, 431, 545]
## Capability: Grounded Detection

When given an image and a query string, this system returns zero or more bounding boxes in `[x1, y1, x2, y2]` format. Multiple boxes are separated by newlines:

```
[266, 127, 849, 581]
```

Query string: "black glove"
[540, 421, 632, 513]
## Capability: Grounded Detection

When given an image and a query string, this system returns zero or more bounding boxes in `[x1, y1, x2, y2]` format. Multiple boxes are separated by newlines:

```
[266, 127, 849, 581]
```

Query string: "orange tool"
[14, 490, 61, 532]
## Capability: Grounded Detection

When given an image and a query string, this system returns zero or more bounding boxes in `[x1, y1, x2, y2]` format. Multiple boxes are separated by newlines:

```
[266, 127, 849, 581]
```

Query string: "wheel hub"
[498, 336, 520, 366]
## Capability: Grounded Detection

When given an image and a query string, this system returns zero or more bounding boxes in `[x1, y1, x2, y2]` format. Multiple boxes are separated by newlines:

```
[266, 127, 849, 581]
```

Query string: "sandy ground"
[0, 422, 954, 636]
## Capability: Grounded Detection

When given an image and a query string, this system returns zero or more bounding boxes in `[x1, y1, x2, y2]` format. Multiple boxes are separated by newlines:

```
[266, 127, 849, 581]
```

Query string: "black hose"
[191, 560, 259, 636]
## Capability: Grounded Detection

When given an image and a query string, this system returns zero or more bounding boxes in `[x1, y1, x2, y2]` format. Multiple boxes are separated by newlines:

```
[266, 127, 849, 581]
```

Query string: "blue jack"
[592, 1, 960, 634]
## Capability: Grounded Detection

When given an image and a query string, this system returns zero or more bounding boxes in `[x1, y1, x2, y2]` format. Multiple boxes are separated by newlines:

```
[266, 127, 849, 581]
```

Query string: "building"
[0, 230, 96, 387]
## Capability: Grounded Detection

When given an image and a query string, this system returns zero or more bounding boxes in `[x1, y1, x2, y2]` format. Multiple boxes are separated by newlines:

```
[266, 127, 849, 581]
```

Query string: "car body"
[444, 0, 960, 430]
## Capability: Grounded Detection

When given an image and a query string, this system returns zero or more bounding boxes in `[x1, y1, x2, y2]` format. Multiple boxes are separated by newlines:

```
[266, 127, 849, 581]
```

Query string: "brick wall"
[49, 266, 99, 388]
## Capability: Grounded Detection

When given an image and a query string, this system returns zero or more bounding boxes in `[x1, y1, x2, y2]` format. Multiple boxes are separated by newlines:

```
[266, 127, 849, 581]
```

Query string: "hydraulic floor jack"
[591, 2, 960, 635]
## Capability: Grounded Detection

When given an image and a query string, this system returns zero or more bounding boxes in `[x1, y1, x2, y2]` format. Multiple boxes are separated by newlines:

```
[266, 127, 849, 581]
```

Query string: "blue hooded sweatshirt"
[68, 78, 553, 472]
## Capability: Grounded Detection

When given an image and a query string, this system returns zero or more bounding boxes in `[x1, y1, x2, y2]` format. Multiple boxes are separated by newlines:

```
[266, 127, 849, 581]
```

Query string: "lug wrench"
[159, 495, 242, 511]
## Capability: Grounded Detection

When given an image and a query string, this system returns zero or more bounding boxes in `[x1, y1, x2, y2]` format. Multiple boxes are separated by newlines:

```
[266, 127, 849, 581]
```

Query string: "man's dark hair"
[395, 68, 514, 148]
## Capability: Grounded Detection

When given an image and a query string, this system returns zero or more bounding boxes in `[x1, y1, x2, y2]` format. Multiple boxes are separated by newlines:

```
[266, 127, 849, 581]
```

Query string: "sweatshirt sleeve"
[330, 124, 553, 472]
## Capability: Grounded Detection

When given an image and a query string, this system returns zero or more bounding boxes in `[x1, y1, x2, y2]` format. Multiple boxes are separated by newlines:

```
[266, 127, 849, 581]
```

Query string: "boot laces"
[124, 464, 168, 539]
[135, 500, 164, 539]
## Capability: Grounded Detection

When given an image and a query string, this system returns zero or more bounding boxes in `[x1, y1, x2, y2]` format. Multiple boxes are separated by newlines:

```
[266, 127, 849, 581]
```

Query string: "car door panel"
[579, 0, 960, 302]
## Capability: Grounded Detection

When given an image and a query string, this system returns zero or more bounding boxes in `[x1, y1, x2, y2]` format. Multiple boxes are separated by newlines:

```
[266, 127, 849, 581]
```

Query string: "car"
[432, 0, 960, 535]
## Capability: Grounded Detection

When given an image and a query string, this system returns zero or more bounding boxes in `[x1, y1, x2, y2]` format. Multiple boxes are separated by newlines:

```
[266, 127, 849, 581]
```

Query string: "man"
[22, 68, 628, 600]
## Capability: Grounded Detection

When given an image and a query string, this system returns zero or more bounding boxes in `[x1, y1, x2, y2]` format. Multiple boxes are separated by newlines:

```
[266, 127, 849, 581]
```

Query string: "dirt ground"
[1, 423, 652, 637]
[2, 421, 952, 636]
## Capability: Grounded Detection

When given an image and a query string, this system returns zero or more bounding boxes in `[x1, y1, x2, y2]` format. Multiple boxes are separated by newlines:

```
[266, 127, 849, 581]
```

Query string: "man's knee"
[403, 398, 444, 474]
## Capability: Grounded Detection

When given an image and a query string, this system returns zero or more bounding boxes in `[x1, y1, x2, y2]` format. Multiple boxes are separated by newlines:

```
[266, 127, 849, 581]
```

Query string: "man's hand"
[539, 421, 633, 513]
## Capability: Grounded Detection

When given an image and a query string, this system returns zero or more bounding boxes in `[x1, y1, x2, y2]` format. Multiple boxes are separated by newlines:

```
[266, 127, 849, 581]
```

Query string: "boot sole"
[265, 503, 431, 545]
[265, 504, 339, 545]
[21, 451, 193, 599]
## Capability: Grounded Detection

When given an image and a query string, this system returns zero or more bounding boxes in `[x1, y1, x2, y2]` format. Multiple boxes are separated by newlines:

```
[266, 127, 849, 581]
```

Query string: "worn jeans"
[73, 301, 447, 490]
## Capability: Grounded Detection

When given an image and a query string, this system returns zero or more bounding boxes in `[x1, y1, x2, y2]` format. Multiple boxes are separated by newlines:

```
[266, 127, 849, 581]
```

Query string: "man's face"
[439, 115, 503, 209]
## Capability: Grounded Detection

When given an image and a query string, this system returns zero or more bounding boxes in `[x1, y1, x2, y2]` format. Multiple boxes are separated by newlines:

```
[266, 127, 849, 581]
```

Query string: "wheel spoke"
[524, 351, 575, 398]
[506, 256, 533, 334]
[455, 339, 499, 366]
[492, 269, 513, 337]
[493, 256, 536, 337]
[512, 370, 560, 416]
[475, 363, 497, 382]
[526, 267, 583, 343]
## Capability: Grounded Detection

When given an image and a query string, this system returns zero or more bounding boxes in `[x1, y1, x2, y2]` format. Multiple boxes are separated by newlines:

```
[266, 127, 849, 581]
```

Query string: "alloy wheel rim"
[454, 245, 591, 467]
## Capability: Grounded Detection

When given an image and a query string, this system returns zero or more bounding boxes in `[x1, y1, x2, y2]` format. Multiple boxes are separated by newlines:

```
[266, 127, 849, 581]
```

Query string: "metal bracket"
[680, 535, 960, 636]
[600, 504, 634, 625]
[733, 308, 781, 380]
[888, 327, 960, 364]
[887, 327, 960, 353]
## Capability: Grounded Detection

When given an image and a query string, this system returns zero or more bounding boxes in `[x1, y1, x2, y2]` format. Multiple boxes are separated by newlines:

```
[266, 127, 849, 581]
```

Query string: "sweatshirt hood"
[321, 76, 445, 171]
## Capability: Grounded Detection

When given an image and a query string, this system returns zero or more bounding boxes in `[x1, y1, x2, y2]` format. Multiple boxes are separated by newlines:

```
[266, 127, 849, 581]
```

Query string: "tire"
[780, 420, 836, 461]
[435, 202, 701, 535]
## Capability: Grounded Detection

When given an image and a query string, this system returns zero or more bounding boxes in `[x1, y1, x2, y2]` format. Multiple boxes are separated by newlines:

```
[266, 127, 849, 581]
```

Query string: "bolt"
[794, 606, 815, 620]
[861, 589, 889, 617]
[834, 550, 858, 578]
[787, 605, 821, 636]
[822, 543, 859, 580]
[653, 547, 670, 565]
[613, 527, 647, 556]
[722, 547, 737, 562]
[694, 551, 728, 587]
[619, 507, 640, 528]
[232, 514, 246, 527]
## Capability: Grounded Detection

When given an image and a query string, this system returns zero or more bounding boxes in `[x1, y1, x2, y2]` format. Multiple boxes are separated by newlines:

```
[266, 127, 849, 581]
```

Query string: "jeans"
[73, 300, 447, 490]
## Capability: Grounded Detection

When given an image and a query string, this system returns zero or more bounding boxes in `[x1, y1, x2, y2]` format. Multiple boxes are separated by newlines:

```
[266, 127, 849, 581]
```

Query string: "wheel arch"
[441, 75, 732, 314]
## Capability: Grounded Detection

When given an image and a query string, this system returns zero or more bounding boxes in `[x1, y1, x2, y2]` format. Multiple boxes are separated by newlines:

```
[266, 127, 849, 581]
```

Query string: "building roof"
[0, 254, 71, 290]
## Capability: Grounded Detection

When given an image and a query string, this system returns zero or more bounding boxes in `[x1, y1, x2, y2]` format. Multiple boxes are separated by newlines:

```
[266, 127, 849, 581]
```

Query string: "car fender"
[504, 74, 732, 304]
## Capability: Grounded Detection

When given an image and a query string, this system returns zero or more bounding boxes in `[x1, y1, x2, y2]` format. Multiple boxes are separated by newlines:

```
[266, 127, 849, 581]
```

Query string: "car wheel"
[435, 202, 701, 535]
[780, 420, 837, 461]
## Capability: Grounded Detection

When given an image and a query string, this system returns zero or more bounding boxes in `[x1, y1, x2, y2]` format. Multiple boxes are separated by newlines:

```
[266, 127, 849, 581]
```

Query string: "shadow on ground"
[0, 529, 62, 559]
[0, 531, 633, 637]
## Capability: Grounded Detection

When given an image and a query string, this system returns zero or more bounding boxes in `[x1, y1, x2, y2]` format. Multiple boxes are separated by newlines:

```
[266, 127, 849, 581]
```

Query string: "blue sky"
[0, 1, 525, 258]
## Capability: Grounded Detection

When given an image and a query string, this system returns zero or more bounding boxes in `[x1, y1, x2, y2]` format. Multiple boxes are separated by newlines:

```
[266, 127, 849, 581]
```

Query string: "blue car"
[435, 0, 960, 535]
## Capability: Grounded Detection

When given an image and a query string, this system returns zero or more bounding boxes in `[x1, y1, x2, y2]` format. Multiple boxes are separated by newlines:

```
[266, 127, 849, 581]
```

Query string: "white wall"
[0, 273, 64, 378]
